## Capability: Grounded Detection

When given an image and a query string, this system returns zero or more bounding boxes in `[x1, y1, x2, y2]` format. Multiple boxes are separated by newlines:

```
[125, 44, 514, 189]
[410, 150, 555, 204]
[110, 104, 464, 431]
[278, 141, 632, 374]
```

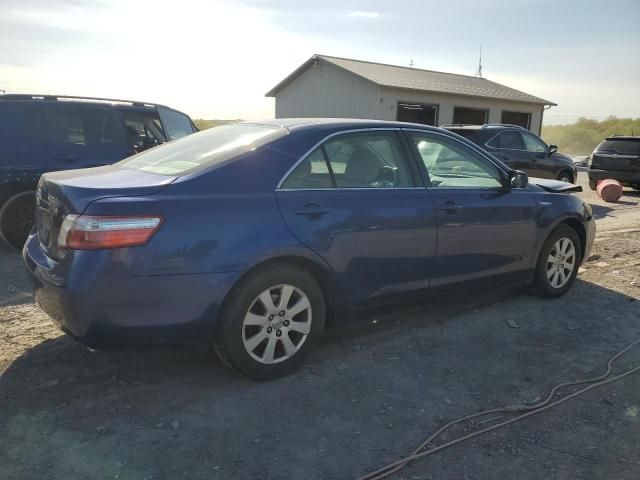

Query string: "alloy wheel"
[546, 237, 576, 288]
[242, 284, 312, 364]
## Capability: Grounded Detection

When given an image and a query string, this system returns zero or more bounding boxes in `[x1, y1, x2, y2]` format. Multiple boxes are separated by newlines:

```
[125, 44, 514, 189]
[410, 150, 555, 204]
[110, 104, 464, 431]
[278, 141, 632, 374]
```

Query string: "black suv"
[0, 94, 197, 249]
[587, 136, 640, 190]
[443, 124, 577, 184]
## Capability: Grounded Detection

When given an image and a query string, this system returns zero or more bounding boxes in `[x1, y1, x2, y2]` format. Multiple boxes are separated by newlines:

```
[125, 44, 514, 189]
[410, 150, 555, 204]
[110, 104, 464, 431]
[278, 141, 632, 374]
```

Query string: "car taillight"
[58, 215, 163, 250]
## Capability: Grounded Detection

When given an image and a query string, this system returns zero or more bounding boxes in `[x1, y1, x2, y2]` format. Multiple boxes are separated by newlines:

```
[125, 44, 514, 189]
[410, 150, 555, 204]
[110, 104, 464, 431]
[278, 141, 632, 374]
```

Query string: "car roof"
[604, 136, 640, 141]
[0, 93, 164, 111]
[240, 118, 442, 132]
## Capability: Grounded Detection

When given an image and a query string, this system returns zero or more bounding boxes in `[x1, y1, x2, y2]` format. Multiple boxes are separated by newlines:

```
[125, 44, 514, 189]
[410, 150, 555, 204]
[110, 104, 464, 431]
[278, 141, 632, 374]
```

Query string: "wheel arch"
[217, 252, 343, 331]
[558, 217, 587, 262]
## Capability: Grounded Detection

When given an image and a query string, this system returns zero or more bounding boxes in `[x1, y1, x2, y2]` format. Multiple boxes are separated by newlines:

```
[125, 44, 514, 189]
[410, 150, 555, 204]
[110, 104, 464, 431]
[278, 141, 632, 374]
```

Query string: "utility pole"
[409, 58, 414, 68]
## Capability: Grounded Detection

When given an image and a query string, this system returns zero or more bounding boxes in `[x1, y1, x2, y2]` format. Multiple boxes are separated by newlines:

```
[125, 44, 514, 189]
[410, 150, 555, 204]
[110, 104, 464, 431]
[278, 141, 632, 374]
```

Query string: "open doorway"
[452, 107, 488, 125]
[397, 102, 438, 126]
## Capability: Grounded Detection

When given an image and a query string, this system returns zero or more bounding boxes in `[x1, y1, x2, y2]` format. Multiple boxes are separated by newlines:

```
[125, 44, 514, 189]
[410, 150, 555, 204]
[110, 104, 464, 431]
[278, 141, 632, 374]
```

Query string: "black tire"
[588, 178, 597, 191]
[557, 170, 574, 184]
[533, 225, 582, 298]
[213, 263, 326, 380]
[0, 191, 35, 250]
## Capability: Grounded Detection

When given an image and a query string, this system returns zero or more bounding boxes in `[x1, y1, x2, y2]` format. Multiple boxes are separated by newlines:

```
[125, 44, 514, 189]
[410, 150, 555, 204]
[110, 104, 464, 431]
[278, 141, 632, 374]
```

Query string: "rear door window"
[157, 107, 194, 141]
[53, 104, 124, 148]
[487, 131, 525, 150]
[323, 132, 414, 188]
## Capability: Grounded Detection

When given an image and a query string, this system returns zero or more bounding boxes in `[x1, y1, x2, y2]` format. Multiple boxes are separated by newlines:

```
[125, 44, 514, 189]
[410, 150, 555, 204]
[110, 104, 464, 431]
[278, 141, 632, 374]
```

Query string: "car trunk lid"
[35, 165, 175, 260]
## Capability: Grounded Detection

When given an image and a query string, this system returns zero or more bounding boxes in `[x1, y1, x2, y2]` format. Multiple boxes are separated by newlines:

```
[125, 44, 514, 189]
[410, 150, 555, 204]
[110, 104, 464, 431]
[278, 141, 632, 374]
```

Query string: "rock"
[155, 422, 164, 428]
[594, 261, 609, 268]
[587, 254, 602, 262]
[171, 420, 180, 430]
[506, 319, 519, 329]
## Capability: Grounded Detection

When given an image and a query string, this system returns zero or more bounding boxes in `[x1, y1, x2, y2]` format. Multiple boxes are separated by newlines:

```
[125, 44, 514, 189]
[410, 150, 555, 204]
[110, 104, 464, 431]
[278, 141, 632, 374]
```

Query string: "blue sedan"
[23, 119, 595, 379]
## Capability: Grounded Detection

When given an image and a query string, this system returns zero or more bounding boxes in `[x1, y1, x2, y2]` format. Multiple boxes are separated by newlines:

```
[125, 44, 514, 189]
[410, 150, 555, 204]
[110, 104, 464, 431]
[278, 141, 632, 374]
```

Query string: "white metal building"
[266, 55, 556, 135]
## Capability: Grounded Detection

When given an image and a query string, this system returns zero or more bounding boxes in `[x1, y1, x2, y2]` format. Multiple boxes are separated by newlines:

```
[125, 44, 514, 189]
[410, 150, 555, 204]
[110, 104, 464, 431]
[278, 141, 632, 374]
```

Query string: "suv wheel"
[213, 263, 326, 380]
[533, 225, 582, 298]
[0, 191, 35, 250]
[557, 171, 574, 184]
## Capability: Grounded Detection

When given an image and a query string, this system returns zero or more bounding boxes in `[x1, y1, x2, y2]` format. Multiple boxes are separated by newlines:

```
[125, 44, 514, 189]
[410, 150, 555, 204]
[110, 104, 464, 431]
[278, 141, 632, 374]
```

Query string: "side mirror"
[509, 170, 528, 189]
[549, 144, 558, 154]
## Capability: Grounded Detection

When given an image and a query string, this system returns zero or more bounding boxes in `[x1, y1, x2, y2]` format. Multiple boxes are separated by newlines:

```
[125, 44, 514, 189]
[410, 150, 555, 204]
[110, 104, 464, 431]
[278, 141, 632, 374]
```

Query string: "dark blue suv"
[0, 94, 196, 249]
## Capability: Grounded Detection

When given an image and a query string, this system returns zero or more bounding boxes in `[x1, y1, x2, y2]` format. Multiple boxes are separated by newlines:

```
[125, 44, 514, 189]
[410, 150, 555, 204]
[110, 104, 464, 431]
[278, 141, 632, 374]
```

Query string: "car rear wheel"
[557, 171, 574, 184]
[533, 225, 581, 298]
[0, 191, 35, 250]
[213, 263, 325, 380]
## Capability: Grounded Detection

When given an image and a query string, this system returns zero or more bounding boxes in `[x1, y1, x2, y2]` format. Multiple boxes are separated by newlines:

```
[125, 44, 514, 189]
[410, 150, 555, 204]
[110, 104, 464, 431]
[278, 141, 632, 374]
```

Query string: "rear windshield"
[118, 123, 287, 175]
[595, 139, 640, 155]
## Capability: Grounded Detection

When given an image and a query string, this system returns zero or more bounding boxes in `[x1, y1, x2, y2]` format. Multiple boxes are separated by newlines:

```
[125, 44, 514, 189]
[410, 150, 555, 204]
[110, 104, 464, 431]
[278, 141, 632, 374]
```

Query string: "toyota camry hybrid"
[23, 119, 595, 379]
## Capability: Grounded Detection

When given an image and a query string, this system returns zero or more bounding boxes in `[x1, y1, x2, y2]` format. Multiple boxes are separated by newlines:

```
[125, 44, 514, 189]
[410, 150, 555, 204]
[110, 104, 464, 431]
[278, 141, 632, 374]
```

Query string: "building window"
[452, 107, 488, 125]
[501, 111, 531, 130]
[397, 102, 438, 126]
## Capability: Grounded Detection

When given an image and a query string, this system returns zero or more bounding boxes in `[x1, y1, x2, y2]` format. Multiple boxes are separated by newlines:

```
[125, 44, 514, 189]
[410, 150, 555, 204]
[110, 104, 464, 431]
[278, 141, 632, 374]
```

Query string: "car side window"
[409, 132, 503, 189]
[488, 131, 524, 150]
[323, 132, 413, 188]
[54, 105, 122, 148]
[280, 147, 333, 189]
[522, 132, 547, 153]
[157, 107, 194, 141]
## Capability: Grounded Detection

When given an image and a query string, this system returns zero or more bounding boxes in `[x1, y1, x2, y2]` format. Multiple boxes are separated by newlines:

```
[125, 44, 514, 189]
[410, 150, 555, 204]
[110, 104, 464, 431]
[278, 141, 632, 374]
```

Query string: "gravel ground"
[1, 174, 639, 480]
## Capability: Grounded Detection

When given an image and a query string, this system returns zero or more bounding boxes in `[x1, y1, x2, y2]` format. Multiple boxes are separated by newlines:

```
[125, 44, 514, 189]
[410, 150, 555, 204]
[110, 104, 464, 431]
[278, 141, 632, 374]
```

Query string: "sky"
[1, 0, 639, 125]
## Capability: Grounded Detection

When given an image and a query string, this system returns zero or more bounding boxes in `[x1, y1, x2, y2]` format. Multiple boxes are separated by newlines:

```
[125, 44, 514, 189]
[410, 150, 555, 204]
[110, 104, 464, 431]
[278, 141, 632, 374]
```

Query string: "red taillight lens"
[58, 215, 163, 250]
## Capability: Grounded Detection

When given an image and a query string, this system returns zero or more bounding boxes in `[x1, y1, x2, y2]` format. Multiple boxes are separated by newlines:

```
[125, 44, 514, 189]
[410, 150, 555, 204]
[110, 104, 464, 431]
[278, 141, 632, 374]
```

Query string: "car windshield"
[118, 123, 287, 176]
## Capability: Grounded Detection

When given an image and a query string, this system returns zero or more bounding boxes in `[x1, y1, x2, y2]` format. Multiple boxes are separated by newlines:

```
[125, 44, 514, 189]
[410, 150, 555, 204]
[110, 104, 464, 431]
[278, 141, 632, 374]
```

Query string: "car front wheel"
[213, 263, 325, 380]
[533, 225, 582, 298]
[557, 171, 574, 184]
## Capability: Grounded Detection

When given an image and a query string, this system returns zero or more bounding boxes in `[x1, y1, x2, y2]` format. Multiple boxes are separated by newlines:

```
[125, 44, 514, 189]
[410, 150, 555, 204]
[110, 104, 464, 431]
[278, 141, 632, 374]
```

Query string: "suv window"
[54, 105, 122, 147]
[409, 132, 503, 189]
[596, 139, 640, 155]
[521, 132, 547, 153]
[323, 132, 413, 188]
[158, 106, 194, 141]
[487, 131, 524, 150]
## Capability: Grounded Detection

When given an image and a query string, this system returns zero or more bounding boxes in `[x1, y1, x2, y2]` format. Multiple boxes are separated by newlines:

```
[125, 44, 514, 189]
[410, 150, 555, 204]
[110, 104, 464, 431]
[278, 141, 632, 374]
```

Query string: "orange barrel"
[596, 179, 623, 202]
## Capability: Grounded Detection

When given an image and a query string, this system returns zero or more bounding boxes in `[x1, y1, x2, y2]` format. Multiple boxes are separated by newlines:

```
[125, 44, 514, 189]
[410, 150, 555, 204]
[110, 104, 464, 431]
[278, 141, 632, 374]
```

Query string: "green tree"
[542, 117, 640, 155]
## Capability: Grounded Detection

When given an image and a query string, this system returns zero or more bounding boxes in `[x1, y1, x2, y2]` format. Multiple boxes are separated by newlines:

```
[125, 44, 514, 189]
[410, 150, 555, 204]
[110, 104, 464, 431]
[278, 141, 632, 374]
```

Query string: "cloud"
[347, 10, 381, 19]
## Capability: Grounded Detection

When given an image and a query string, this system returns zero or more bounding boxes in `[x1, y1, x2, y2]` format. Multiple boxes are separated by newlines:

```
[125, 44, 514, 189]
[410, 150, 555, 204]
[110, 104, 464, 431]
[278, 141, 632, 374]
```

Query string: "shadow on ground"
[1, 279, 640, 480]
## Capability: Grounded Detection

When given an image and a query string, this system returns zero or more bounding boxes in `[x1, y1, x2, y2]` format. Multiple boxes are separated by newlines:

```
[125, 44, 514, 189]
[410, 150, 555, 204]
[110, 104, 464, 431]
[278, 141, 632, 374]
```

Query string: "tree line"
[542, 117, 639, 156]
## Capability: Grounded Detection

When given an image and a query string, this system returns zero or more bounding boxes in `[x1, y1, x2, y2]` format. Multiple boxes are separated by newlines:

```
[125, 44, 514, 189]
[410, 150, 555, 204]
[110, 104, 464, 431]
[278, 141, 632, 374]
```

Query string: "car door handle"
[437, 201, 463, 214]
[293, 205, 332, 217]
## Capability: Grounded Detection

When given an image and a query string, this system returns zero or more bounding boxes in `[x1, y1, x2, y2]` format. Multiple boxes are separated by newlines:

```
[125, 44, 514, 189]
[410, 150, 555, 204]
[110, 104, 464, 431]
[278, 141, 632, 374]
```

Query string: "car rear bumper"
[23, 233, 243, 348]
[588, 169, 640, 186]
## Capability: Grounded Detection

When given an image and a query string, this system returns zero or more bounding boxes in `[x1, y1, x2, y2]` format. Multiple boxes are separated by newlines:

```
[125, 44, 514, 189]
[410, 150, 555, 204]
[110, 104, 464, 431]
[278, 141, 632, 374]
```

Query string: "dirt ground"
[1, 174, 639, 480]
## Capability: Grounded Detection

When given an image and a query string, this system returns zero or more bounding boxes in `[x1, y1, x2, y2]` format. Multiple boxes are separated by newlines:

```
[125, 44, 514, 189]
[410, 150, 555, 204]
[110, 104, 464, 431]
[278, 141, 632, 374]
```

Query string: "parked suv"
[0, 94, 197, 249]
[444, 124, 577, 184]
[587, 136, 640, 190]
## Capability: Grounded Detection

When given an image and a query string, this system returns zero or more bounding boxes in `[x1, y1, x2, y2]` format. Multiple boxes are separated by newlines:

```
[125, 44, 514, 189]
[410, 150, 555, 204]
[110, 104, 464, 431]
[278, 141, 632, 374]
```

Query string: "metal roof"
[266, 54, 556, 106]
